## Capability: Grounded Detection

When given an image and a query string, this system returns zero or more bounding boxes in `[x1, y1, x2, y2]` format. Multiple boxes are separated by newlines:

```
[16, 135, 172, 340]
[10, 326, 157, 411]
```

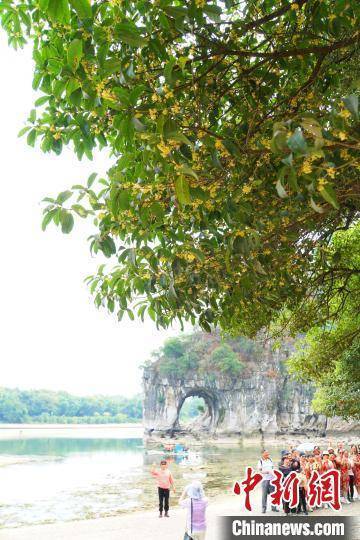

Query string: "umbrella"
[295, 442, 316, 452]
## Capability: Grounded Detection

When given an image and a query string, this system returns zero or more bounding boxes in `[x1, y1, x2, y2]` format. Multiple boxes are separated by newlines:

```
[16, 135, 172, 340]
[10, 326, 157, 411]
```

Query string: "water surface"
[0, 434, 276, 528]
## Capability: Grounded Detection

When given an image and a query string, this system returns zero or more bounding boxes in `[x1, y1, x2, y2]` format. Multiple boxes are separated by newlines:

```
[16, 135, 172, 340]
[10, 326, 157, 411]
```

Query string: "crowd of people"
[259, 442, 360, 515]
[149, 441, 360, 539]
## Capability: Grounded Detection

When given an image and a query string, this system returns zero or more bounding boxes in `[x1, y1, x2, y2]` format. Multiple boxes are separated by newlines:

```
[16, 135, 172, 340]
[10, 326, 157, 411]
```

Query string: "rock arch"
[176, 388, 219, 432]
[142, 356, 327, 439]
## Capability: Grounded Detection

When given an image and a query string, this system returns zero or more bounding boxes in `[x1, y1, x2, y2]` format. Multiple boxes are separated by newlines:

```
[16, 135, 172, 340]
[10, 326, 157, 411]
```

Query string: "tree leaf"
[287, 128, 308, 154]
[67, 38, 83, 72]
[175, 176, 191, 205]
[47, 0, 70, 23]
[275, 177, 288, 198]
[343, 94, 359, 121]
[310, 197, 325, 214]
[178, 164, 199, 180]
[319, 184, 340, 210]
[56, 190, 73, 204]
[60, 210, 74, 233]
[69, 0, 92, 19]
[115, 22, 147, 48]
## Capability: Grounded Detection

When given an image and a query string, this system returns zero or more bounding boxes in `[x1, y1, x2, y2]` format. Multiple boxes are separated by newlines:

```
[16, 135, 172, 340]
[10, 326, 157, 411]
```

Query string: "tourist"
[336, 450, 350, 504]
[321, 451, 334, 472]
[257, 450, 278, 513]
[279, 456, 293, 515]
[150, 460, 176, 517]
[296, 469, 308, 515]
[179, 480, 208, 540]
[350, 445, 360, 500]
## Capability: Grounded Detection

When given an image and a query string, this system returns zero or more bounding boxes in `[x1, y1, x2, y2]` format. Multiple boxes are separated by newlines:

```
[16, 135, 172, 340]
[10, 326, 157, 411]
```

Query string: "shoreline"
[0, 423, 144, 440]
[0, 491, 359, 540]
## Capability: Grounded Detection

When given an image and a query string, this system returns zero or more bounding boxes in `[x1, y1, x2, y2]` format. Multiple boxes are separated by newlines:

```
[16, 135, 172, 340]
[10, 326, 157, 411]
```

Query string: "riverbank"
[1, 491, 359, 540]
[0, 424, 143, 440]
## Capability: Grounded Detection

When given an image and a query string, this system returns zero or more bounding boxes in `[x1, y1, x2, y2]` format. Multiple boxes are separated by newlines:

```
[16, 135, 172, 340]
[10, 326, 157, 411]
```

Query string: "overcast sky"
[0, 34, 183, 397]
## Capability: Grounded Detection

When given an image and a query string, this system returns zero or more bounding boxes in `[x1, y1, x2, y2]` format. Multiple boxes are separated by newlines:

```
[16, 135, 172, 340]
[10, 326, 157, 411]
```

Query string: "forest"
[0, 388, 142, 424]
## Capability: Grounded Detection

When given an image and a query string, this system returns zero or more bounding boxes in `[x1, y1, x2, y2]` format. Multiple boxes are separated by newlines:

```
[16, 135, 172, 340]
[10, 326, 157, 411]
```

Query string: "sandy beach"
[1, 490, 359, 540]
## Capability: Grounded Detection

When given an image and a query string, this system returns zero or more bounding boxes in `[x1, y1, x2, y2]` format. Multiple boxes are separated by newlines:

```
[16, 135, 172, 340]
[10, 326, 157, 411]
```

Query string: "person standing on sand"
[179, 480, 208, 540]
[151, 460, 176, 518]
[257, 450, 278, 514]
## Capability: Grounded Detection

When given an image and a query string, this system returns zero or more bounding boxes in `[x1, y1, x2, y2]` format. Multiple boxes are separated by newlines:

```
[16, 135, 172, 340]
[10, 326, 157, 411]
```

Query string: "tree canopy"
[287, 223, 360, 420]
[150, 330, 258, 379]
[1, 1, 359, 337]
[0, 387, 143, 423]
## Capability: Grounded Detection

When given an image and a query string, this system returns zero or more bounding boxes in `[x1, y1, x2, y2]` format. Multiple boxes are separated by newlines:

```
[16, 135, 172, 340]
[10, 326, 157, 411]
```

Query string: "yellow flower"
[215, 139, 223, 150]
[149, 109, 157, 120]
[317, 178, 327, 191]
[301, 161, 312, 174]
[101, 89, 116, 101]
[242, 185, 252, 194]
[291, 3, 299, 9]
[326, 167, 336, 179]
[157, 141, 171, 157]
[236, 230, 246, 237]
[338, 131, 347, 141]
[172, 103, 180, 114]
[339, 109, 351, 119]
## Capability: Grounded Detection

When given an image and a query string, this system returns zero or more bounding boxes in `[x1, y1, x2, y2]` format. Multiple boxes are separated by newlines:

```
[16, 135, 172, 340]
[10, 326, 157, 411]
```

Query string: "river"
[0, 426, 282, 528]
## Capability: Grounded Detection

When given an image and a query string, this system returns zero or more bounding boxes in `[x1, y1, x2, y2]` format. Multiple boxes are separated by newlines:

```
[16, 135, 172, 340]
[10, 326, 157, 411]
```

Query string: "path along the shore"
[0, 490, 359, 540]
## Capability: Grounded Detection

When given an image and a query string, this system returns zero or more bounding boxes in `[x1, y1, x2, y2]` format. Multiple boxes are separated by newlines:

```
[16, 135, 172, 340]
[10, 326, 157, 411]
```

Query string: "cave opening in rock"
[179, 396, 206, 426]
[177, 391, 216, 432]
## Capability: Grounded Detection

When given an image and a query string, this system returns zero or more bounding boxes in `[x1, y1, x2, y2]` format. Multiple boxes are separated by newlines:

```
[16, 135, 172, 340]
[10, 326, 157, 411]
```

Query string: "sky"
[0, 34, 183, 397]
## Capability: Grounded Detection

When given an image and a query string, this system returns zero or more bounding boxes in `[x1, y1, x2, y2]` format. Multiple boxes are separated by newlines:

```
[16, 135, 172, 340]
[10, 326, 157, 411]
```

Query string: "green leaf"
[66, 78, 80, 98]
[60, 210, 74, 233]
[27, 129, 37, 147]
[310, 197, 325, 214]
[35, 95, 50, 107]
[18, 126, 31, 137]
[343, 94, 359, 120]
[175, 176, 191, 205]
[318, 184, 340, 210]
[87, 172, 97, 187]
[71, 204, 88, 217]
[132, 117, 146, 132]
[67, 39, 83, 72]
[287, 128, 308, 154]
[69, 0, 92, 19]
[115, 22, 147, 48]
[203, 5, 222, 22]
[178, 164, 199, 180]
[41, 208, 57, 231]
[47, 0, 70, 23]
[276, 177, 288, 198]
[164, 57, 176, 86]
[57, 190, 73, 204]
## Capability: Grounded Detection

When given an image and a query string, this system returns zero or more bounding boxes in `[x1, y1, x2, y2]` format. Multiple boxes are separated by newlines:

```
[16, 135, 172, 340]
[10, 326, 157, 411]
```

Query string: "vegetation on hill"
[149, 331, 262, 379]
[0, 388, 142, 424]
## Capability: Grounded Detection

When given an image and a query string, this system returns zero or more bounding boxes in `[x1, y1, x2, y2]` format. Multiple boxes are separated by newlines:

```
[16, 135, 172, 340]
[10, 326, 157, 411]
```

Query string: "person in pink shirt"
[151, 460, 176, 517]
[179, 480, 208, 540]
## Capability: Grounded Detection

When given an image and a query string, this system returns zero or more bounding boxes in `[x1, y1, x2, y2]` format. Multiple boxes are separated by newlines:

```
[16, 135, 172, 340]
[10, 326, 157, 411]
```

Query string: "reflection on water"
[0, 437, 276, 528]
